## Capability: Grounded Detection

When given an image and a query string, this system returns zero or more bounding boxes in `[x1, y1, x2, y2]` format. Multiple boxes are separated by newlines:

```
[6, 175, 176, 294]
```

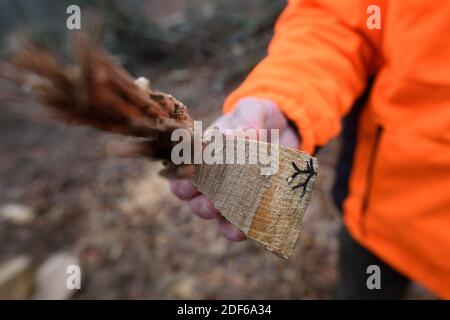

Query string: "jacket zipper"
[361, 125, 383, 234]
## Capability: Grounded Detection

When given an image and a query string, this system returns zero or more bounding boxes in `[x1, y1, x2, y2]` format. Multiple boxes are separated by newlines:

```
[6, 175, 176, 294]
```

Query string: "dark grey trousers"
[334, 226, 410, 300]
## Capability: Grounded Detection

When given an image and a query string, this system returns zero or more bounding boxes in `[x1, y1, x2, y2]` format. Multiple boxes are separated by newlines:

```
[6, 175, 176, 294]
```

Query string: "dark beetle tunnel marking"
[287, 158, 317, 197]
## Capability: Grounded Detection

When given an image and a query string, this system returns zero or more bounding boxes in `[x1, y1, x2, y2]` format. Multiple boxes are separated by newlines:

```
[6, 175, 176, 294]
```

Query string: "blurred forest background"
[0, 0, 433, 299]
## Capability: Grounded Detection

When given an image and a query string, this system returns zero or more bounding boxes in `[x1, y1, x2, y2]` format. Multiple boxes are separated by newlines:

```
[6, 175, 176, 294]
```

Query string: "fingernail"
[199, 201, 210, 215]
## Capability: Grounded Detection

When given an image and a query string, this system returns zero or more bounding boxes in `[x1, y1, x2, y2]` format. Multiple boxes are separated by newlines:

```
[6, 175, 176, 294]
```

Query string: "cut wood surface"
[190, 133, 318, 259]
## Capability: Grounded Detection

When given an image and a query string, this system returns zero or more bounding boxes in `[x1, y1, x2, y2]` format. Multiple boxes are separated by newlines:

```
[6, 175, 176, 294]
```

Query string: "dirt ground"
[0, 0, 434, 299]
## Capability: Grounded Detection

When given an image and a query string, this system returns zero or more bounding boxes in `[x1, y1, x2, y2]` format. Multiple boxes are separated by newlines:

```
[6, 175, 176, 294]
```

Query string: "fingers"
[231, 98, 287, 131]
[188, 195, 221, 220]
[169, 180, 200, 200]
[279, 125, 301, 149]
[169, 180, 246, 241]
[210, 98, 291, 148]
[231, 100, 265, 130]
[218, 218, 247, 241]
[211, 98, 265, 133]
[261, 99, 288, 130]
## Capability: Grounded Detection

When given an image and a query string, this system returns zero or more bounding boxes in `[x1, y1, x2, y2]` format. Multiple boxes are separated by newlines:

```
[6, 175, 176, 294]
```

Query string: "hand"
[169, 97, 300, 241]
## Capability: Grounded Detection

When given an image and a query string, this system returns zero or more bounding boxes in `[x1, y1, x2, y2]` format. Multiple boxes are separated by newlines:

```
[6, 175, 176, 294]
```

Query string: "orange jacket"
[224, 0, 450, 298]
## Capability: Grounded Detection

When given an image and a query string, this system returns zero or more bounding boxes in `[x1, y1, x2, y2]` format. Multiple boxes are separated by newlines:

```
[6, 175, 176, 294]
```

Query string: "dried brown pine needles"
[0, 34, 194, 167]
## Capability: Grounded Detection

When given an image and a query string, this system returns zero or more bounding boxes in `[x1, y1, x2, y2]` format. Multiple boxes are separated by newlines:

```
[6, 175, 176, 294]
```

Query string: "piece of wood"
[190, 133, 318, 259]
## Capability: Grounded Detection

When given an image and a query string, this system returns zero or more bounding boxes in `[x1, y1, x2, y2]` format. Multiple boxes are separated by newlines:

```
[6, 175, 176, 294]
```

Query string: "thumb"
[210, 98, 266, 134]
[229, 98, 266, 130]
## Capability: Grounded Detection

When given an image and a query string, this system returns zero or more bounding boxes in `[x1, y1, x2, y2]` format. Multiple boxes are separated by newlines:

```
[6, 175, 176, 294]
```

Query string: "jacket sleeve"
[223, 0, 382, 153]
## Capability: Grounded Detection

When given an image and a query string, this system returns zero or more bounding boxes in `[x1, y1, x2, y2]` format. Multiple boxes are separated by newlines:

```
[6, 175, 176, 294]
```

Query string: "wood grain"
[190, 133, 318, 259]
